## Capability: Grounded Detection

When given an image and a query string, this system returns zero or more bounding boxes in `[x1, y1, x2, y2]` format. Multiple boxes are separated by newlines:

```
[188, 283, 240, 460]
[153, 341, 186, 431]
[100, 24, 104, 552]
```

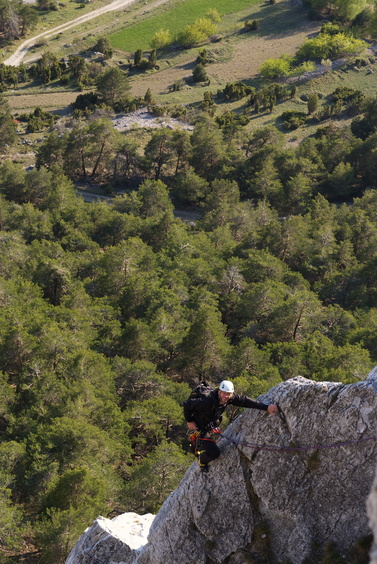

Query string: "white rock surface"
[66, 370, 377, 564]
[65, 512, 154, 564]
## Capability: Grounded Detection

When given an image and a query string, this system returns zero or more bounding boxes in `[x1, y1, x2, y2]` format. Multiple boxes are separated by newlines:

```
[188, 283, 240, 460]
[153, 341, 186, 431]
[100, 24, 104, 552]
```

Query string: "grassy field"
[109, 0, 261, 52]
[5, 90, 80, 114]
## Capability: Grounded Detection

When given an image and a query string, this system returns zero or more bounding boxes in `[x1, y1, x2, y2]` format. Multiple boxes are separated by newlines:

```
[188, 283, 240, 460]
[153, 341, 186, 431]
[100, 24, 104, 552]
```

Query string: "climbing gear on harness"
[189, 428, 220, 470]
[189, 430, 200, 457]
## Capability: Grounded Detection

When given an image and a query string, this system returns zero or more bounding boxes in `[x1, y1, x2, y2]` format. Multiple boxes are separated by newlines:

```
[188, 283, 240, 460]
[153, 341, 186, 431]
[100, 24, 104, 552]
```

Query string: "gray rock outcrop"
[66, 371, 377, 564]
[65, 513, 155, 564]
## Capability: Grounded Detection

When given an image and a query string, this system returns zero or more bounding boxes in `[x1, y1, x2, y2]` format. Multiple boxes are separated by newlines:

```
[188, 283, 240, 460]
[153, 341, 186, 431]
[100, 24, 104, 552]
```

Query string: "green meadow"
[109, 0, 260, 52]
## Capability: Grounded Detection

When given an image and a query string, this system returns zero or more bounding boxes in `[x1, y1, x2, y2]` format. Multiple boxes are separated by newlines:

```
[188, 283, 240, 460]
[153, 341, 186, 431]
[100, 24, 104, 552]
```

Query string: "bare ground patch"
[112, 107, 194, 130]
[208, 21, 321, 84]
[6, 91, 80, 114]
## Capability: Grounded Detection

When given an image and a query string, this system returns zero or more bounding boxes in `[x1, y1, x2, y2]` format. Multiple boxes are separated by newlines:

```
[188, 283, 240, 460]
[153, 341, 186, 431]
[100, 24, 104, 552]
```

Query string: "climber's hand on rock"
[267, 404, 279, 415]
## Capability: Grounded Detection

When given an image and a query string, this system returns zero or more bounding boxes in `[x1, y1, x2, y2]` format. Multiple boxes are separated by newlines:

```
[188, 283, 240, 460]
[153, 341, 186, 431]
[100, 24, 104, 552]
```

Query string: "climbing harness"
[218, 433, 377, 452]
[189, 428, 221, 470]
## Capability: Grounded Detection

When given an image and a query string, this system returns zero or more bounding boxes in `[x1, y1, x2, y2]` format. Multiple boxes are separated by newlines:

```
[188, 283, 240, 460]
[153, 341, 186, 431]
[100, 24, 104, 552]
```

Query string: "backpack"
[189, 381, 215, 400]
[186, 381, 223, 429]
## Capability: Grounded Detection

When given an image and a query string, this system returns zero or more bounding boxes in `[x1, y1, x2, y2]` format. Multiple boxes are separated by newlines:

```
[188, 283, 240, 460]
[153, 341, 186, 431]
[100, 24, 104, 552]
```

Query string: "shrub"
[73, 92, 100, 110]
[296, 33, 367, 62]
[149, 105, 168, 116]
[177, 17, 217, 47]
[170, 105, 187, 119]
[192, 64, 208, 83]
[321, 22, 343, 36]
[150, 29, 172, 50]
[331, 86, 360, 102]
[259, 56, 292, 78]
[244, 19, 260, 31]
[316, 106, 333, 122]
[352, 8, 372, 31]
[24, 106, 56, 132]
[280, 110, 307, 130]
[133, 49, 143, 66]
[222, 82, 254, 100]
[307, 93, 319, 114]
[294, 61, 316, 75]
[178, 25, 206, 47]
[93, 37, 112, 58]
[215, 110, 249, 128]
[171, 78, 186, 92]
[197, 49, 209, 65]
[249, 83, 291, 109]
[144, 88, 153, 104]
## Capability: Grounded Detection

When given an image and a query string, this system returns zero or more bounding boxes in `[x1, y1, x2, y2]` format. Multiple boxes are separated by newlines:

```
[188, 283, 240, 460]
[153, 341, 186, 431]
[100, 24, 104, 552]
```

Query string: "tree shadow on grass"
[238, 0, 320, 41]
[177, 59, 196, 71]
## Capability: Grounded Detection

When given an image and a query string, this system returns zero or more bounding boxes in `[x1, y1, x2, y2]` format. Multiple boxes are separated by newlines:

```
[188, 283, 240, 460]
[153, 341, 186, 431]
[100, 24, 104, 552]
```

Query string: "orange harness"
[189, 429, 221, 464]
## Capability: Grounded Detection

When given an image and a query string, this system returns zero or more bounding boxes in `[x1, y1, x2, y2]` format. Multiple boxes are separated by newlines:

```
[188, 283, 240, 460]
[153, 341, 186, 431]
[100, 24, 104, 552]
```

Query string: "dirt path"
[4, 0, 169, 66]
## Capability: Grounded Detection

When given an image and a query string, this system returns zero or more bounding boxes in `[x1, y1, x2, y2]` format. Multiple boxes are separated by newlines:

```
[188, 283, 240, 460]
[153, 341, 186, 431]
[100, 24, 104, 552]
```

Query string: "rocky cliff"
[66, 371, 377, 564]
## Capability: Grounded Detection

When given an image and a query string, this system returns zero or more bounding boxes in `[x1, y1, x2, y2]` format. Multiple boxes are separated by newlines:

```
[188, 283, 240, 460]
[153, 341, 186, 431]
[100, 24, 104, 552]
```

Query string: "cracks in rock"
[187, 521, 220, 564]
[163, 521, 177, 563]
[275, 409, 295, 447]
[324, 511, 344, 545]
[237, 451, 275, 563]
[239, 450, 261, 509]
[326, 387, 342, 409]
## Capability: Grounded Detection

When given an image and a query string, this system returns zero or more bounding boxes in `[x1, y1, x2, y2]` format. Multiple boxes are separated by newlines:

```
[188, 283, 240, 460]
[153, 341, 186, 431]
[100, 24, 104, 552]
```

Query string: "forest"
[1, 0, 377, 562]
[1, 118, 377, 561]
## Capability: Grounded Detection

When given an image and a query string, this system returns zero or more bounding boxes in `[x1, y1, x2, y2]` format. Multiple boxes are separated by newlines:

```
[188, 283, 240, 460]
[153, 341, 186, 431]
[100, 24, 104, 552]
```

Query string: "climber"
[184, 380, 278, 473]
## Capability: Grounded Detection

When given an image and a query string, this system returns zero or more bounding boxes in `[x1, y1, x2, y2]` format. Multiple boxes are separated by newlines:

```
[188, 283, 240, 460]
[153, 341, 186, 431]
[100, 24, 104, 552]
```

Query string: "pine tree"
[144, 88, 153, 105]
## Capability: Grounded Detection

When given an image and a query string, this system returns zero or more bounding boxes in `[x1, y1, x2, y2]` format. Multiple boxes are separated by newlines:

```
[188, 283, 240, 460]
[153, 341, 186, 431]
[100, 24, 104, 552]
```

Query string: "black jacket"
[183, 388, 268, 431]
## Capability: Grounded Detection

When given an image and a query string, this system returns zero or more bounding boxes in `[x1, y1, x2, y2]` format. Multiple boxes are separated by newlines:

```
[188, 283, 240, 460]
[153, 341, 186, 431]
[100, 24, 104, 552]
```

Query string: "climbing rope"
[218, 433, 377, 452]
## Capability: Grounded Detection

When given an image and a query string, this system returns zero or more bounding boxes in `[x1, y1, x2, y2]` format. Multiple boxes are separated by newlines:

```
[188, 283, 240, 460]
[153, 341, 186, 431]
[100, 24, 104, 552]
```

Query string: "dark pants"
[190, 432, 220, 465]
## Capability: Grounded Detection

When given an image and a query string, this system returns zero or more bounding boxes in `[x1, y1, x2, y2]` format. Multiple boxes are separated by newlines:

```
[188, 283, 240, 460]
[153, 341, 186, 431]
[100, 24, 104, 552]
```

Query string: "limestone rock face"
[65, 513, 155, 564]
[66, 372, 377, 564]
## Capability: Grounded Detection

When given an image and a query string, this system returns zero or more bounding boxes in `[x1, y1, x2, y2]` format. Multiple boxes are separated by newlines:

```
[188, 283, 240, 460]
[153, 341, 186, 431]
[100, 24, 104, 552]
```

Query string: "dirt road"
[4, 0, 142, 66]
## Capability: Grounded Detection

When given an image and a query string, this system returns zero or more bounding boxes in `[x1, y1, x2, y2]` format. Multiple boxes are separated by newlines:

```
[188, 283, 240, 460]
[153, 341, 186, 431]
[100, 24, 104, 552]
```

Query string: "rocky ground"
[111, 108, 194, 132]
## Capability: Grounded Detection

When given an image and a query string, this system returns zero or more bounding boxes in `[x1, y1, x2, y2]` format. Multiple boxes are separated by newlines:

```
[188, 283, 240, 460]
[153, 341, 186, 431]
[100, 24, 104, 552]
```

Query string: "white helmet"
[219, 380, 234, 393]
